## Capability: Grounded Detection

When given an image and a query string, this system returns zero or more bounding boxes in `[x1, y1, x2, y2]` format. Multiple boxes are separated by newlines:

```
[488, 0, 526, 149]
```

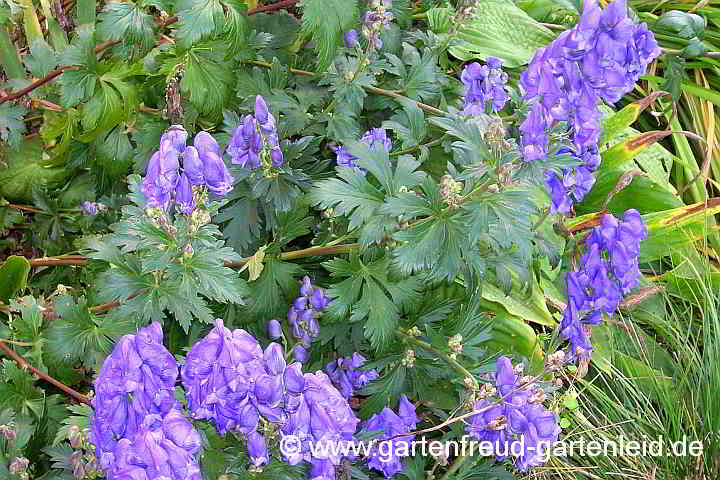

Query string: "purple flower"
[141, 126, 233, 212]
[335, 127, 393, 170]
[363, 395, 417, 478]
[228, 96, 284, 170]
[82, 201, 105, 216]
[460, 58, 509, 114]
[325, 353, 379, 398]
[247, 431, 269, 467]
[90, 323, 197, 478]
[520, 103, 549, 163]
[287, 277, 330, 353]
[345, 29, 359, 48]
[466, 356, 559, 471]
[268, 319, 283, 339]
[362, 0, 394, 49]
[181, 319, 282, 434]
[560, 209, 647, 360]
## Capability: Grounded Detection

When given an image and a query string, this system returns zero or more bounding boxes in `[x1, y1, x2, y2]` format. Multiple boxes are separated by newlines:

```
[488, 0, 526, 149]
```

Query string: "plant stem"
[390, 136, 445, 156]
[0, 340, 91, 405]
[0, 26, 24, 80]
[396, 328, 478, 387]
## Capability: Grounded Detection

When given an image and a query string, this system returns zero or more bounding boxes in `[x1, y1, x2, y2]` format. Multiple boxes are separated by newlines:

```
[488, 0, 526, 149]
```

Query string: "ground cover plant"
[1, 0, 720, 479]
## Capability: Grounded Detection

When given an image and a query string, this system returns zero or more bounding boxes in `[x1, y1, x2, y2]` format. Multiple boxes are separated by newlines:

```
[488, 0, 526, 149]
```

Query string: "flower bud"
[267, 319, 283, 339]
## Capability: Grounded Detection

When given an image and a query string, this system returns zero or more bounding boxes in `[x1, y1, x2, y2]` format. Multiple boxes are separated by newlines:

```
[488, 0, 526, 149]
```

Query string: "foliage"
[0, 0, 719, 479]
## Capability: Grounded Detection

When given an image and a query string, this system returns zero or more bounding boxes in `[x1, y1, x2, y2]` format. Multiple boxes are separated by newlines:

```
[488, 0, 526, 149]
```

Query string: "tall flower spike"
[461, 58, 509, 114]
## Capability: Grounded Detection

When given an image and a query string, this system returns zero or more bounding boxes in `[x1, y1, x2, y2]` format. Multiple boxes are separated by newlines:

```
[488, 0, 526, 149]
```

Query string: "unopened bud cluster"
[440, 175, 463, 208]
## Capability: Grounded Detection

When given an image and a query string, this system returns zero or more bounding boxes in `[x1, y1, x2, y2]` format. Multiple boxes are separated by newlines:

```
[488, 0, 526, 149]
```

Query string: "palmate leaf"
[382, 178, 478, 282]
[0, 104, 26, 148]
[97, 0, 155, 58]
[310, 142, 425, 243]
[175, 0, 225, 49]
[180, 42, 233, 117]
[44, 295, 134, 364]
[0, 360, 44, 419]
[244, 256, 302, 321]
[299, 0, 358, 72]
[324, 254, 422, 349]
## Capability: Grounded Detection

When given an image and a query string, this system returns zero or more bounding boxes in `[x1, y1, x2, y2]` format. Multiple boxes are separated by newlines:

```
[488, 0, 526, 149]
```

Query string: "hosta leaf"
[449, 0, 554, 66]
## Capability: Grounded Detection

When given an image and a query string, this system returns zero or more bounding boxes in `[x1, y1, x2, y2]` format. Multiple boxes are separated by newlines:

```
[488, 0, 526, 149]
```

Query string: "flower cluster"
[90, 322, 203, 480]
[9, 457, 30, 479]
[467, 356, 560, 472]
[362, 395, 418, 478]
[227, 96, 284, 171]
[281, 371, 360, 479]
[561, 209, 647, 359]
[181, 320, 287, 438]
[82, 201, 107, 216]
[142, 126, 234, 213]
[345, 29, 360, 48]
[362, 0, 394, 49]
[334, 127, 392, 171]
[182, 320, 361, 477]
[287, 276, 331, 362]
[544, 148, 597, 214]
[460, 58, 509, 114]
[325, 352, 379, 398]
[519, 0, 660, 212]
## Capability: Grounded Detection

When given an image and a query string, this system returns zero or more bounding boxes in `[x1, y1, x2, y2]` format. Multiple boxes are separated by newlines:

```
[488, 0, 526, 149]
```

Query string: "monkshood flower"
[105, 409, 203, 480]
[281, 371, 360, 479]
[228, 95, 285, 170]
[288, 276, 331, 357]
[181, 319, 287, 434]
[560, 209, 648, 359]
[363, 395, 418, 478]
[91, 322, 179, 472]
[334, 127, 393, 170]
[461, 58, 509, 114]
[519, 0, 660, 210]
[545, 148, 597, 214]
[467, 357, 559, 472]
[325, 352, 379, 398]
[82, 201, 106, 216]
[345, 29, 359, 48]
[362, 0, 394, 49]
[142, 126, 233, 211]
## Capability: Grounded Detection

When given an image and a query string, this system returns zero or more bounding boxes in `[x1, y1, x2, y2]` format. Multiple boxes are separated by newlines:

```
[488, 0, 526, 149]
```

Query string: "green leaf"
[480, 278, 554, 327]
[25, 39, 58, 77]
[180, 43, 233, 116]
[175, 0, 224, 48]
[60, 69, 97, 107]
[0, 104, 26, 148]
[449, 0, 554, 67]
[60, 24, 96, 70]
[0, 138, 67, 202]
[97, 0, 155, 58]
[299, 0, 358, 72]
[44, 295, 134, 365]
[600, 92, 669, 145]
[655, 10, 706, 40]
[245, 256, 303, 320]
[324, 255, 421, 349]
[0, 360, 44, 418]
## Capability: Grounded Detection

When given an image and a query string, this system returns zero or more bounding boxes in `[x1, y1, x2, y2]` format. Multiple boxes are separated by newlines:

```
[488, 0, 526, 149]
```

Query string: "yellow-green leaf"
[0, 256, 31, 303]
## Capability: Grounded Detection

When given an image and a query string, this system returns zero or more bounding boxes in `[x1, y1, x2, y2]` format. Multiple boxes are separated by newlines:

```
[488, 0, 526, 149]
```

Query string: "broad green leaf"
[600, 91, 669, 145]
[484, 315, 544, 372]
[602, 130, 674, 171]
[0, 256, 30, 303]
[0, 138, 68, 202]
[481, 278, 555, 327]
[449, 0, 554, 67]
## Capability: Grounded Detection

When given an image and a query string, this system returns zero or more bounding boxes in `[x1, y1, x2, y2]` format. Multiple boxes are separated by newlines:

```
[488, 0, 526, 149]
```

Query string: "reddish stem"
[0, 340, 91, 405]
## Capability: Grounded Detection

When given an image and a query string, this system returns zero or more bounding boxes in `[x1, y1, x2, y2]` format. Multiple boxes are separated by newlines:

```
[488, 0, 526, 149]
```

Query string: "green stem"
[277, 243, 362, 262]
[0, 25, 24, 80]
[390, 136, 445, 157]
[75, 0, 95, 25]
[396, 328, 478, 388]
